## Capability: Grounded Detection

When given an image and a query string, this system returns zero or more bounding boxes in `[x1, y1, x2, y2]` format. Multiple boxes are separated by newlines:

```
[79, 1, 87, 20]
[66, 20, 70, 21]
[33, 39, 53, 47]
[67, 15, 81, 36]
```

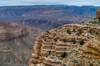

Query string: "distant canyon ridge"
[0, 5, 97, 30]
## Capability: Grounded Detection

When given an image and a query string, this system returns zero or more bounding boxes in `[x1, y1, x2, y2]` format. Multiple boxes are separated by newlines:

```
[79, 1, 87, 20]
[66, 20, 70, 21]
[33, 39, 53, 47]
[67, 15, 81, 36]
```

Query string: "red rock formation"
[96, 8, 100, 19]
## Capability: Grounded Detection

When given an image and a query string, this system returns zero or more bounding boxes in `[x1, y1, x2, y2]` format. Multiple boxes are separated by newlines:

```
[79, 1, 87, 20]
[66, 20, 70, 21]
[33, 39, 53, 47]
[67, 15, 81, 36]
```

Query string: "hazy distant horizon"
[0, 0, 99, 6]
[0, 4, 99, 7]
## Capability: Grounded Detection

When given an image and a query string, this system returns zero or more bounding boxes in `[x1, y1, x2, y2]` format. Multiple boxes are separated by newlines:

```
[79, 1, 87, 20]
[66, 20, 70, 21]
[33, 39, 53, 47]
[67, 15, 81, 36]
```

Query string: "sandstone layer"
[29, 23, 100, 66]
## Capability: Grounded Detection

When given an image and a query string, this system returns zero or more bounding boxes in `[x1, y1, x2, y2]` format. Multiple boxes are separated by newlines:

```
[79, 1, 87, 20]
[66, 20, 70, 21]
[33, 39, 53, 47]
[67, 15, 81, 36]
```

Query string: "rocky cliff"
[0, 22, 42, 66]
[29, 23, 100, 66]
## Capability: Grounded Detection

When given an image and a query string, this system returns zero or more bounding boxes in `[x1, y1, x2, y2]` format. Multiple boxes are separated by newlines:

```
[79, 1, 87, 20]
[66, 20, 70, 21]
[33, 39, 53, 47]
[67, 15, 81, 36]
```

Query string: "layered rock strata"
[29, 23, 100, 66]
[0, 22, 42, 66]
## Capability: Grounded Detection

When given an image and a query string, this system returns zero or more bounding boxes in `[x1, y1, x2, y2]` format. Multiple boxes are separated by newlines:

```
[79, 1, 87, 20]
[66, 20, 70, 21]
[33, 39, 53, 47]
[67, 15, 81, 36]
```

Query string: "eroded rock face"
[0, 22, 42, 66]
[96, 8, 100, 19]
[29, 23, 100, 66]
[0, 23, 28, 41]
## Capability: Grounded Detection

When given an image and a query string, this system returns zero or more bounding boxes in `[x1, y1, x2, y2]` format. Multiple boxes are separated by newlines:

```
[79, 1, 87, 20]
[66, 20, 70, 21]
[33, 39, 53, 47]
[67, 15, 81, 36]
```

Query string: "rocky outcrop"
[0, 22, 42, 66]
[29, 23, 100, 66]
[96, 8, 100, 19]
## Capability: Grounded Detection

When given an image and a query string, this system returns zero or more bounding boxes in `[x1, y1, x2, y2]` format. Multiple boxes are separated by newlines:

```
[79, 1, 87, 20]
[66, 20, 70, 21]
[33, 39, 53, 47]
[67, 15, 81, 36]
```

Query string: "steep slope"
[29, 23, 100, 66]
[0, 22, 42, 66]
